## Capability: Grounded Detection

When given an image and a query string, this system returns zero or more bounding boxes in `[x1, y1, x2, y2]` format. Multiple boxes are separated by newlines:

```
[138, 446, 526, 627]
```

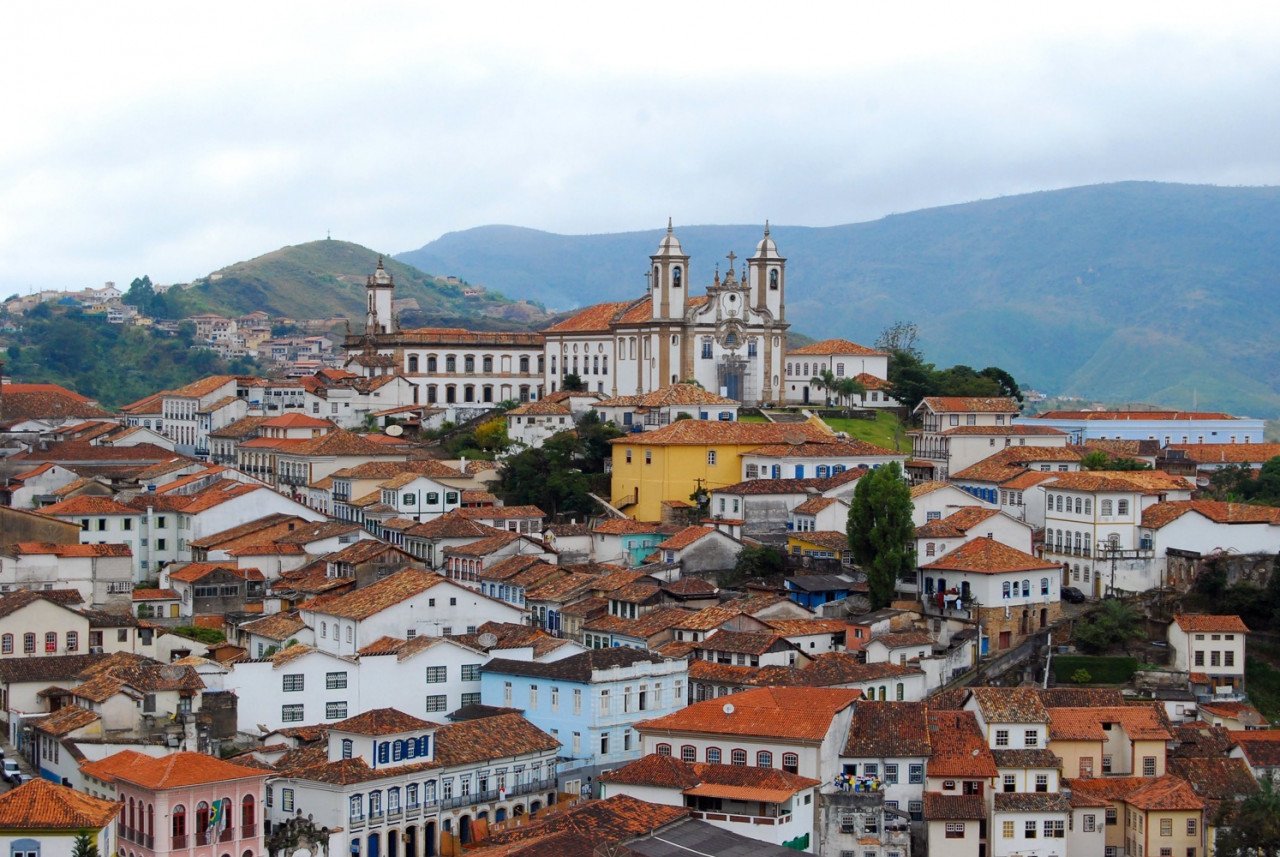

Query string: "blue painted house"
[480, 648, 689, 789]
[783, 573, 858, 610]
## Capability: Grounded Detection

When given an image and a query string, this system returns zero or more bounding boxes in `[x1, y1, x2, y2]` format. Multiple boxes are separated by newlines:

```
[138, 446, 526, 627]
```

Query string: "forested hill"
[171, 239, 552, 331]
[397, 182, 1280, 416]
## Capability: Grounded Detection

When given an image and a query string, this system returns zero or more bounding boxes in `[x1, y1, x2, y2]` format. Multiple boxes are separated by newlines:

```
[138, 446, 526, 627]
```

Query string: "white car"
[1, 760, 21, 784]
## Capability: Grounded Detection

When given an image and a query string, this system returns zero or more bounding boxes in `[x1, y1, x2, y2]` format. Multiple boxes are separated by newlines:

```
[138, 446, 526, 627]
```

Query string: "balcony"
[172, 835, 187, 849]
[120, 828, 154, 849]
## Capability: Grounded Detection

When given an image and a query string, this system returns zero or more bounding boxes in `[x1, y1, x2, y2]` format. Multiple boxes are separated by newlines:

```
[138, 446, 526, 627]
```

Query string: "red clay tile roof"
[1125, 775, 1206, 811]
[331, 708, 439, 735]
[788, 339, 885, 357]
[843, 701, 931, 757]
[1164, 442, 1280, 464]
[637, 686, 858, 742]
[655, 526, 719, 551]
[592, 518, 666, 535]
[968, 686, 1050, 723]
[596, 384, 739, 409]
[1167, 756, 1261, 807]
[33, 704, 100, 737]
[79, 749, 154, 784]
[432, 712, 559, 766]
[695, 630, 794, 656]
[921, 537, 1058, 575]
[482, 794, 688, 851]
[168, 562, 263, 583]
[601, 753, 819, 798]
[115, 750, 268, 789]
[610, 420, 832, 447]
[1143, 500, 1280, 529]
[926, 709, 998, 777]
[949, 446, 1085, 483]
[301, 569, 447, 620]
[507, 399, 573, 417]
[10, 542, 131, 558]
[923, 792, 987, 820]
[1036, 410, 1237, 421]
[131, 589, 179, 601]
[542, 300, 640, 334]
[0, 778, 119, 829]
[1045, 470, 1191, 494]
[939, 424, 1066, 436]
[1048, 705, 1171, 742]
[1173, 613, 1250, 633]
[920, 396, 1020, 414]
[793, 496, 841, 516]
[29, 494, 137, 516]
[240, 612, 308, 641]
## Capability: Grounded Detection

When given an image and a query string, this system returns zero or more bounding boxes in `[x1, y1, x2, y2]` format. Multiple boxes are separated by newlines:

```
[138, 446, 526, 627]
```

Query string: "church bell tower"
[366, 257, 396, 335]
[747, 222, 785, 320]
[650, 218, 689, 321]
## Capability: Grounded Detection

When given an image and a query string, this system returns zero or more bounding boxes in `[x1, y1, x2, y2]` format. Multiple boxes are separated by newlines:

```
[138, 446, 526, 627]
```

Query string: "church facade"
[540, 222, 788, 405]
[343, 224, 850, 410]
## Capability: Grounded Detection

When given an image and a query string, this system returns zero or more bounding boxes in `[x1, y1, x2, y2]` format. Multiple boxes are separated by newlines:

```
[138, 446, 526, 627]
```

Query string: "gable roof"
[1173, 613, 1250, 633]
[0, 778, 119, 830]
[610, 420, 832, 447]
[636, 686, 858, 742]
[787, 338, 884, 356]
[926, 709, 999, 777]
[842, 701, 930, 757]
[1143, 500, 1280, 529]
[1045, 470, 1191, 494]
[968, 686, 1049, 723]
[482, 648, 670, 682]
[919, 396, 1020, 414]
[115, 751, 267, 789]
[921, 537, 1058, 574]
[331, 708, 438, 736]
[301, 569, 448, 620]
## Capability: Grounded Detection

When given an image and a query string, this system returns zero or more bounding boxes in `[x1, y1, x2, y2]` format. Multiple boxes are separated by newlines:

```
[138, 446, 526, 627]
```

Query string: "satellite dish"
[722, 703, 735, 715]
[159, 665, 186, 682]
[385, 424, 404, 437]
[477, 632, 499, 648]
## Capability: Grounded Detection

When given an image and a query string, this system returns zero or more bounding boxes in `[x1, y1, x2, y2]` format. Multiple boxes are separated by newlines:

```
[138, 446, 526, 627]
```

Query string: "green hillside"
[175, 239, 552, 331]
[397, 183, 1280, 416]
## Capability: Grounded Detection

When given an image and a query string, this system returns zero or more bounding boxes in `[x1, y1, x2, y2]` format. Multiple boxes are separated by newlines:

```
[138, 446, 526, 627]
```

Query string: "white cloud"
[2, 0, 1280, 291]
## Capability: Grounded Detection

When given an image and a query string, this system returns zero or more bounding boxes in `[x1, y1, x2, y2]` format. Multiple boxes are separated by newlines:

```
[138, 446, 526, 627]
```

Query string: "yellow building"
[786, 531, 851, 563]
[1067, 775, 1207, 857]
[609, 419, 831, 522]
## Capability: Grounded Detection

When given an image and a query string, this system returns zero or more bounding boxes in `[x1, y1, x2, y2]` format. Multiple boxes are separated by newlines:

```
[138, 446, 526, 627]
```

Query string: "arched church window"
[673, 267, 682, 288]
[653, 266, 660, 289]
[769, 269, 779, 290]
[747, 339, 757, 357]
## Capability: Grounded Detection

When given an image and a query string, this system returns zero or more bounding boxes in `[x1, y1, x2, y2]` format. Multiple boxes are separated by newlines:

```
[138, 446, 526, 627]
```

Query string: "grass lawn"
[738, 413, 769, 423]
[821, 411, 913, 454]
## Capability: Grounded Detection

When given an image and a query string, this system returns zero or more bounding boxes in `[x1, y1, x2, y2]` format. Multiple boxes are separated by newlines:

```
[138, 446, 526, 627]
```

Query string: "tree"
[562, 373, 586, 392]
[1080, 451, 1152, 471]
[472, 418, 510, 454]
[720, 545, 786, 588]
[1073, 599, 1145, 654]
[875, 321, 922, 358]
[1070, 668, 1093, 685]
[846, 462, 915, 609]
[1215, 775, 1280, 857]
[71, 831, 100, 857]
[575, 411, 623, 473]
[809, 369, 838, 405]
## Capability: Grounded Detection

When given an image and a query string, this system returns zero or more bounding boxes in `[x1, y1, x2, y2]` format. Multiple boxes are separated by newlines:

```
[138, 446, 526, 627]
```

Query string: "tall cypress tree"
[847, 461, 916, 609]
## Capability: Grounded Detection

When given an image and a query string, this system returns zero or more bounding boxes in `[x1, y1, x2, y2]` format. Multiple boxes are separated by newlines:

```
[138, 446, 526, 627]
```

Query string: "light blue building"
[479, 648, 688, 790]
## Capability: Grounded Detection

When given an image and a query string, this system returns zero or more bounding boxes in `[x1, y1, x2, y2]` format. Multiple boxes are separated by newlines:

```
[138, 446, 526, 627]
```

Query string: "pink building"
[109, 751, 270, 857]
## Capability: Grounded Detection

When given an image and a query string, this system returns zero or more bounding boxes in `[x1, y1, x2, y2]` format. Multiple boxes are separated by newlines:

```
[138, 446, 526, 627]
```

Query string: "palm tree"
[810, 369, 839, 405]
[834, 376, 867, 408]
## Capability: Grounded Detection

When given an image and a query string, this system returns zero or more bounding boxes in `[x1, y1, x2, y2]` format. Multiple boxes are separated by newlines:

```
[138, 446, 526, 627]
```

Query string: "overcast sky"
[4, 1, 1280, 293]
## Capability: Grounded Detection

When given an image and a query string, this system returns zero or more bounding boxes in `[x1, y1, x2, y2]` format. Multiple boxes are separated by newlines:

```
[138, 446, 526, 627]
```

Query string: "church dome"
[751, 222, 781, 260]
[369, 257, 394, 287]
[654, 218, 685, 256]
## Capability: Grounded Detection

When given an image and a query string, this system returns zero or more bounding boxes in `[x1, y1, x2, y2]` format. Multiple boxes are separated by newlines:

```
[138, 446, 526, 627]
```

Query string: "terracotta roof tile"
[432, 712, 559, 766]
[636, 686, 858, 742]
[939, 424, 1067, 437]
[610, 420, 832, 447]
[331, 708, 439, 735]
[596, 384, 739, 409]
[116, 750, 268, 789]
[301, 569, 446, 620]
[37, 495, 136, 516]
[969, 686, 1050, 723]
[1164, 442, 1280, 464]
[993, 792, 1072, 812]
[1045, 470, 1191, 494]
[132, 589, 179, 601]
[543, 300, 640, 334]
[788, 339, 885, 357]
[0, 778, 119, 829]
[79, 749, 154, 784]
[921, 538, 1059, 575]
[1036, 410, 1238, 421]
[10, 542, 131, 558]
[240, 612, 308, 641]
[920, 396, 1020, 414]
[842, 701, 930, 757]
[33, 704, 100, 737]
[1173, 613, 1250, 633]
[923, 792, 987, 819]
[1143, 500, 1280, 529]
[926, 709, 998, 777]
[655, 526, 719, 552]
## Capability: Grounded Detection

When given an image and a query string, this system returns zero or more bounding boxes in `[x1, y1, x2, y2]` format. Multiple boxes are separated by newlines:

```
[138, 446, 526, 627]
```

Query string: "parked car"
[1, 760, 20, 784]
[1061, 586, 1087, 604]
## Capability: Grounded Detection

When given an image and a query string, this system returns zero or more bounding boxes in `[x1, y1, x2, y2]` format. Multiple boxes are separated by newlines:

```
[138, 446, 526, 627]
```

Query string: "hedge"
[1051, 654, 1138, 684]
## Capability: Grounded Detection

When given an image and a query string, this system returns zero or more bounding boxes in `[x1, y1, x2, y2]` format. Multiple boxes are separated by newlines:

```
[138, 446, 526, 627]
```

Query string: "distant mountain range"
[178, 239, 552, 331]
[397, 182, 1280, 417]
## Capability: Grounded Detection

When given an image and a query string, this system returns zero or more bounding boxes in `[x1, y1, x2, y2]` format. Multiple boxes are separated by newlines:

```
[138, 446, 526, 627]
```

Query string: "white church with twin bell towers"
[345, 222, 799, 408]
[540, 221, 788, 404]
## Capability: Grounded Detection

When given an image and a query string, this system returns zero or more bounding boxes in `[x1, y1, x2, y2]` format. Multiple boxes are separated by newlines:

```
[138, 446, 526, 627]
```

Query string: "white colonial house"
[740, 438, 903, 481]
[783, 338, 889, 406]
[1168, 613, 1249, 698]
[912, 396, 1022, 480]
[0, 543, 134, 607]
[1040, 471, 1193, 597]
[299, 569, 525, 656]
[504, 399, 576, 450]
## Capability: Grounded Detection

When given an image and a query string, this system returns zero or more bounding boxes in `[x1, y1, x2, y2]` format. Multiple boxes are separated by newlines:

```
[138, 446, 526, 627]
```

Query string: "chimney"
[458, 455, 467, 475]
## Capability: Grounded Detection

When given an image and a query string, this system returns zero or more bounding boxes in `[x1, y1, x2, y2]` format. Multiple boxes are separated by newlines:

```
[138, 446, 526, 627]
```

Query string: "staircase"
[759, 409, 811, 424]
